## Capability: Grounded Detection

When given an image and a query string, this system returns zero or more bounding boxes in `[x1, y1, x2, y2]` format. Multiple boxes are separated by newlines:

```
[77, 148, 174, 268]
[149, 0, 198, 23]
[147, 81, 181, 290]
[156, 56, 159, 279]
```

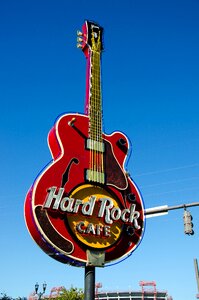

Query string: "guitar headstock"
[77, 20, 104, 57]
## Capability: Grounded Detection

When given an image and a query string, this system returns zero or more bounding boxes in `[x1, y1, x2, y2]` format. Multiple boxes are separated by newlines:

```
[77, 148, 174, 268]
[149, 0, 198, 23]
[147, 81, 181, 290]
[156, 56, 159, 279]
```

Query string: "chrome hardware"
[77, 37, 83, 42]
[68, 117, 76, 126]
[127, 193, 136, 202]
[77, 30, 83, 36]
[126, 226, 135, 236]
[118, 138, 126, 145]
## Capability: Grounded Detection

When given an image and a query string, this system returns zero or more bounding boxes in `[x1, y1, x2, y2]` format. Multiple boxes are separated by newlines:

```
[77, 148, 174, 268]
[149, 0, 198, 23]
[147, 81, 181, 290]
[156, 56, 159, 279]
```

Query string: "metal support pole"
[84, 266, 95, 300]
[194, 259, 199, 293]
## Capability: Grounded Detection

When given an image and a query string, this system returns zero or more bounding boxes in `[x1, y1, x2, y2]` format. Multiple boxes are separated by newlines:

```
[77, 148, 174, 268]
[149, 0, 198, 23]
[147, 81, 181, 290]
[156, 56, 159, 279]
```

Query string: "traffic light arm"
[145, 202, 199, 218]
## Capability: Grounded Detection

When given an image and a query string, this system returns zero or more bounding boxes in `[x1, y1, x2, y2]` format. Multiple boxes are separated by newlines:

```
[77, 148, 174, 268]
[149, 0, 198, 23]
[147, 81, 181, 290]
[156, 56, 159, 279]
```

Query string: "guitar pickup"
[86, 169, 105, 184]
[86, 139, 105, 152]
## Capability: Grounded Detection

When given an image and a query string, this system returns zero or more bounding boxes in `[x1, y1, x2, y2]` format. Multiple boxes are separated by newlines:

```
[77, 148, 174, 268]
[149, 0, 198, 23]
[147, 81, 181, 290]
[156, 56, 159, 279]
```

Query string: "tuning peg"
[77, 37, 83, 42]
[77, 43, 83, 49]
[77, 30, 83, 36]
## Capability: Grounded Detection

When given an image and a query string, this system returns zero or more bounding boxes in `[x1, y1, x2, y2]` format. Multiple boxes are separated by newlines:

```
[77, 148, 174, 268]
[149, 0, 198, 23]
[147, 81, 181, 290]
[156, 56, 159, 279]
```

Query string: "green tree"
[0, 293, 12, 300]
[57, 287, 84, 300]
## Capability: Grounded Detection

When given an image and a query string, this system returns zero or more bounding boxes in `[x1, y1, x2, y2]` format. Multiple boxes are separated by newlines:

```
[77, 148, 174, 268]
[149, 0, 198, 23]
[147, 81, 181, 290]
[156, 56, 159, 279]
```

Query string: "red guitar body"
[24, 21, 145, 267]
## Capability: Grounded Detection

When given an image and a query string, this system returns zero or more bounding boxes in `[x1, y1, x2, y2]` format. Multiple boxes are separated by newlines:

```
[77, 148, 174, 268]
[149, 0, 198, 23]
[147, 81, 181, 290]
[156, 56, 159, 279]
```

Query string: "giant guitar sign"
[24, 20, 145, 267]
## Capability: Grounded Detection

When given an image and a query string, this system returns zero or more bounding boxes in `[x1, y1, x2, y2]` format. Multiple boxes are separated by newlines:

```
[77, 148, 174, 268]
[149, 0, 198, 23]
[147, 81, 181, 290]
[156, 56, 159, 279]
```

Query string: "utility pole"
[194, 259, 199, 299]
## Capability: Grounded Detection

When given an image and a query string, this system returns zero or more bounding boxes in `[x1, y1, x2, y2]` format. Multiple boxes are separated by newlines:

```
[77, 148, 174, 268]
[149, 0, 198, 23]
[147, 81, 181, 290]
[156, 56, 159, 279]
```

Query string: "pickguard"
[104, 140, 127, 189]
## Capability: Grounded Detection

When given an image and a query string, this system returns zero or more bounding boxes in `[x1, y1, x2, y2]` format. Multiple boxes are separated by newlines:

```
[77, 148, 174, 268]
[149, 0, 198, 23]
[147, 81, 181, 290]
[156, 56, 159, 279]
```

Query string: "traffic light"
[183, 209, 194, 235]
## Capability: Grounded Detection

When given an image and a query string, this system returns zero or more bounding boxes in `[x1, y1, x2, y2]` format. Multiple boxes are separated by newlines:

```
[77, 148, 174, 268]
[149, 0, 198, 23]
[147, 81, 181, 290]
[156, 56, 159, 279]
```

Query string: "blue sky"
[0, 0, 199, 299]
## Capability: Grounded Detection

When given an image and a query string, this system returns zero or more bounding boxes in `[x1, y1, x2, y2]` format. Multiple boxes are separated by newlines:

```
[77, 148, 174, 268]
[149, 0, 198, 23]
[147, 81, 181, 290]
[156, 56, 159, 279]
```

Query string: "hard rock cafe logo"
[43, 184, 141, 249]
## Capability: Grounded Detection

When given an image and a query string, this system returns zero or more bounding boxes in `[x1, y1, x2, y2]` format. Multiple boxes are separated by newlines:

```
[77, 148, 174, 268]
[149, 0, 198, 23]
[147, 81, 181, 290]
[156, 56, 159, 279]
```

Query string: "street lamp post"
[35, 282, 47, 300]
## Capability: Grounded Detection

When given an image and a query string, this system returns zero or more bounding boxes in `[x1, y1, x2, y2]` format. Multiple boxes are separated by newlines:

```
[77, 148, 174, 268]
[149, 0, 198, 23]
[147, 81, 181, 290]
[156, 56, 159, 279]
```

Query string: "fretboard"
[88, 50, 103, 142]
[85, 49, 105, 184]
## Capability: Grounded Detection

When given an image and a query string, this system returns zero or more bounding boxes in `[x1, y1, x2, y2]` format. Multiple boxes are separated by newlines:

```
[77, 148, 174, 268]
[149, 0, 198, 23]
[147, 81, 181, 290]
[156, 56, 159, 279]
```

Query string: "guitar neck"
[89, 50, 103, 141]
[85, 49, 103, 143]
[79, 20, 105, 184]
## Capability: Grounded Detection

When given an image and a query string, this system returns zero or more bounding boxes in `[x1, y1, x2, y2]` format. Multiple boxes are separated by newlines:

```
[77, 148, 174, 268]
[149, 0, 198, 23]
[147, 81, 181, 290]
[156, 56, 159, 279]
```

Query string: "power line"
[139, 176, 199, 189]
[134, 163, 199, 177]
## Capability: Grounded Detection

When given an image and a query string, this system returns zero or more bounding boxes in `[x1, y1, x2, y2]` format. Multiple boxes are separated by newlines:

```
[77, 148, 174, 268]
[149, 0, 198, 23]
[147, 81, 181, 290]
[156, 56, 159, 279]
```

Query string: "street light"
[35, 282, 47, 299]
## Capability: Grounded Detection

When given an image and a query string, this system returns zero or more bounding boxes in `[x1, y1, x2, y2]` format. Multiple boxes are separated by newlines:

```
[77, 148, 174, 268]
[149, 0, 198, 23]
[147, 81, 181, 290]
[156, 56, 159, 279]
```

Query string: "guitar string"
[93, 51, 97, 182]
[95, 51, 104, 179]
[92, 31, 97, 182]
[93, 51, 97, 181]
[90, 50, 104, 182]
[89, 52, 93, 181]
[96, 51, 104, 178]
[94, 53, 100, 182]
[92, 51, 95, 181]
[91, 51, 95, 181]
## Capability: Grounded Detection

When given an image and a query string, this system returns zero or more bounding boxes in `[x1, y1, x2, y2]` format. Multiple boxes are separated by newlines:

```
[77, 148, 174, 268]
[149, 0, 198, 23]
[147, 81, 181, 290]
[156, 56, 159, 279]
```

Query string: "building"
[95, 281, 173, 300]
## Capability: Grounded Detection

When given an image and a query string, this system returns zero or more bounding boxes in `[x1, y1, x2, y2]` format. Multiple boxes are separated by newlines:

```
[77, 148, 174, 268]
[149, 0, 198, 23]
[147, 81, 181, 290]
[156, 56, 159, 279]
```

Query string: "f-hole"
[61, 158, 79, 188]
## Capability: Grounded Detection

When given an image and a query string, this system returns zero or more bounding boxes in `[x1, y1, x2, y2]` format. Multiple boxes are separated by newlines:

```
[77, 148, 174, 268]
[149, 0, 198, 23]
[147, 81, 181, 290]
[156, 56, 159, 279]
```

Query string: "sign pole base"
[84, 266, 95, 300]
